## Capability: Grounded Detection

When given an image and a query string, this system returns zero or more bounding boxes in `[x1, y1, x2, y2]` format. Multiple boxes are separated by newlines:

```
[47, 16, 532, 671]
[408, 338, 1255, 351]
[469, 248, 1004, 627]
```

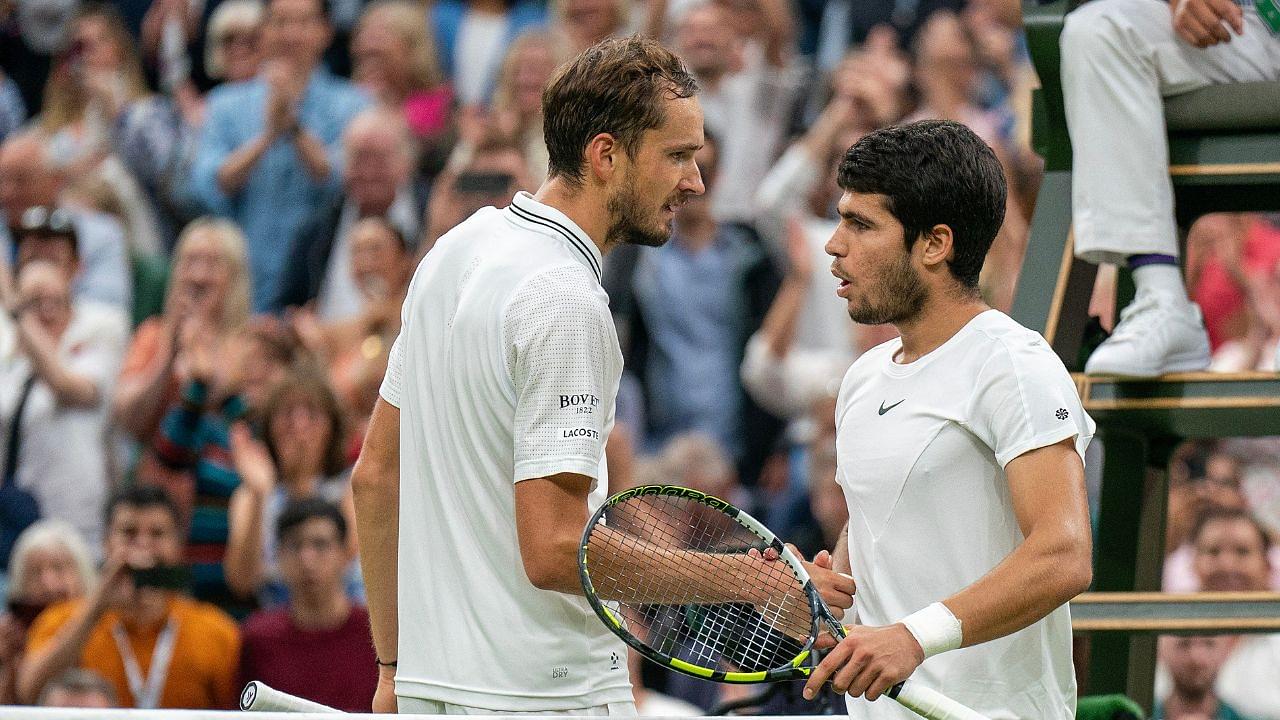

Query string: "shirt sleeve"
[505, 266, 615, 485]
[966, 334, 1095, 468]
[378, 331, 405, 408]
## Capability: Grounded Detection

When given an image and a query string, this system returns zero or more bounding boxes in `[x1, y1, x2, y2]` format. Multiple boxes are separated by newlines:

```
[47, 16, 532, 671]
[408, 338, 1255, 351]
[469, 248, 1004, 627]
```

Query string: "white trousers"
[1060, 0, 1280, 265]
[397, 698, 638, 716]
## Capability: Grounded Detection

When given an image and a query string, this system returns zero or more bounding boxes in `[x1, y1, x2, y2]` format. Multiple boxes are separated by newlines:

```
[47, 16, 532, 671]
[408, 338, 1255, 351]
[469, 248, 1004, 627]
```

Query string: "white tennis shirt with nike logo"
[379, 192, 631, 711]
[834, 310, 1094, 720]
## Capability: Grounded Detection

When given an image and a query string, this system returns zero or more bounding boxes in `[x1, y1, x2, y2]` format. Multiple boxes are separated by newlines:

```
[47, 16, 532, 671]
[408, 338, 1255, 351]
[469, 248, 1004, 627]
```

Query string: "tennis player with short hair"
[350, 36, 856, 715]
[803, 120, 1095, 719]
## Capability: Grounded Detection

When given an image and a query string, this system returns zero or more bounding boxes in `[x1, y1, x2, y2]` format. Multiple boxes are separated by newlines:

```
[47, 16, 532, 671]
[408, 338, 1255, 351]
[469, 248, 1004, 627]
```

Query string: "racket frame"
[578, 483, 830, 684]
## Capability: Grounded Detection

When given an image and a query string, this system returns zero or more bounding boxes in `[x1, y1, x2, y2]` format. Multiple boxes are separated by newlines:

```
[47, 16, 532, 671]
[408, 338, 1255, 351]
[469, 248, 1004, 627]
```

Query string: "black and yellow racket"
[578, 484, 990, 720]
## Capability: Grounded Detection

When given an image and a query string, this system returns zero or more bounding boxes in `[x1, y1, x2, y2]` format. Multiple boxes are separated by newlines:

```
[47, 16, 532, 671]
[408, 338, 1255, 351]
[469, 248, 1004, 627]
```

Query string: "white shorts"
[397, 698, 638, 717]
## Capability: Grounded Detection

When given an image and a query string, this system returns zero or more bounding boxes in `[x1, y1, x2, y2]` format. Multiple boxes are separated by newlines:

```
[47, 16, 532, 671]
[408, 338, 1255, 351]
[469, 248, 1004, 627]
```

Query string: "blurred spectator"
[1190, 507, 1280, 720]
[755, 46, 903, 310]
[659, 432, 740, 505]
[351, 0, 454, 147]
[0, 131, 131, 313]
[0, 69, 26, 143]
[114, 217, 251, 444]
[802, 0, 963, 72]
[0, 519, 95, 704]
[740, 216, 853, 422]
[1156, 636, 1254, 720]
[423, 133, 532, 249]
[190, 0, 370, 312]
[9, 206, 130, 326]
[607, 136, 782, 475]
[39, 3, 172, 254]
[553, 0, 628, 54]
[1164, 452, 1280, 591]
[224, 371, 358, 606]
[905, 10, 1029, 311]
[430, 0, 546, 107]
[37, 667, 117, 708]
[237, 498, 375, 712]
[1186, 215, 1280, 371]
[204, 0, 266, 86]
[276, 106, 424, 316]
[488, 30, 570, 181]
[290, 216, 412, 437]
[135, 316, 304, 616]
[670, 0, 802, 226]
[18, 485, 240, 709]
[0, 259, 127, 562]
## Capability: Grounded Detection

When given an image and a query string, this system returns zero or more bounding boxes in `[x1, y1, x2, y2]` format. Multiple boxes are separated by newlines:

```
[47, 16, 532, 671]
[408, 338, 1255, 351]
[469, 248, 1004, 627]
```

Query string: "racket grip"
[890, 680, 992, 720]
[240, 681, 342, 713]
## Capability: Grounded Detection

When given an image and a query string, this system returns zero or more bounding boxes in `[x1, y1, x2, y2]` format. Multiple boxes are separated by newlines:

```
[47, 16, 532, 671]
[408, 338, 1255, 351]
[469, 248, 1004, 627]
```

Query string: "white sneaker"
[1084, 292, 1211, 377]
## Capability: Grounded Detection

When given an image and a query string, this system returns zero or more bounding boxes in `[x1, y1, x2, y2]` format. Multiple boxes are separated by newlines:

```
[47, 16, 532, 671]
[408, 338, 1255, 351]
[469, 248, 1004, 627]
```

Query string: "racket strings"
[587, 494, 814, 673]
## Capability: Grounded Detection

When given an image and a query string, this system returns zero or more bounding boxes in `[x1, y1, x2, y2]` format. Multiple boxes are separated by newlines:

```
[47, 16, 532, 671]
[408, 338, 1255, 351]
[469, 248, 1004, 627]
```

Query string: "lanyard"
[112, 616, 179, 709]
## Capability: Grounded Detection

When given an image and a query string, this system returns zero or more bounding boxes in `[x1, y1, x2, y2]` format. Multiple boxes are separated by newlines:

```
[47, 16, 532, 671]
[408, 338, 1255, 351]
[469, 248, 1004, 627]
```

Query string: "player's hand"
[1172, 0, 1243, 47]
[372, 666, 397, 713]
[802, 623, 923, 702]
[802, 548, 856, 620]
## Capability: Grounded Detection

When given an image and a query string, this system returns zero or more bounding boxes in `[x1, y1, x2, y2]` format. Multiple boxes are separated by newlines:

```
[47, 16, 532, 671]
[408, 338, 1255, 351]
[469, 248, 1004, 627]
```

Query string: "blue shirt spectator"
[190, 71, 368, 311]
[188, 0, 369, 312]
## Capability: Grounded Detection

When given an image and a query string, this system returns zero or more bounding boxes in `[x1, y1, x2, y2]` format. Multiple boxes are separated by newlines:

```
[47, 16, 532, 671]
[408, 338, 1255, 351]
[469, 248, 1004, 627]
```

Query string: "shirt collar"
[506, 191, 603, 283]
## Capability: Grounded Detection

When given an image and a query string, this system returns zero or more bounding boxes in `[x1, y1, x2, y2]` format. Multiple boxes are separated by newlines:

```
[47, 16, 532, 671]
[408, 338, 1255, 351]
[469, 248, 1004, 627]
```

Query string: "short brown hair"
[542, 35, 698, 187]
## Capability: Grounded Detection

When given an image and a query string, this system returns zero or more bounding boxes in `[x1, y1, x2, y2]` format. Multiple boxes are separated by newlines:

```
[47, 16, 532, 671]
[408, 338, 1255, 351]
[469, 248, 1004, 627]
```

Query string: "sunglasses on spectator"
[13, 206, 75, 238]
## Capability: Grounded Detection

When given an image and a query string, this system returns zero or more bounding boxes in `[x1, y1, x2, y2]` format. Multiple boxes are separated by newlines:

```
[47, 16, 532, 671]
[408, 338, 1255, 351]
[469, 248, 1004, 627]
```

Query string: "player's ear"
[585, 133, 619, 183]
[919, 224, 955, 269]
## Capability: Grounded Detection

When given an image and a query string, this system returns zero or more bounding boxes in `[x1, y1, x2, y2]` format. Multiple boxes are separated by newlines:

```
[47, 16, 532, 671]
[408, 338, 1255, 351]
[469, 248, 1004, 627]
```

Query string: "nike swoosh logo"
[878, 399, 905, 415]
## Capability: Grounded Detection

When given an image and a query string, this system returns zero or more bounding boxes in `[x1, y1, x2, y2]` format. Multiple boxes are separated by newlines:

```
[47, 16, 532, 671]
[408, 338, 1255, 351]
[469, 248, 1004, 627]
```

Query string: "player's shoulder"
[834, 336, 900, 409]
[969, 311, 1068, 375]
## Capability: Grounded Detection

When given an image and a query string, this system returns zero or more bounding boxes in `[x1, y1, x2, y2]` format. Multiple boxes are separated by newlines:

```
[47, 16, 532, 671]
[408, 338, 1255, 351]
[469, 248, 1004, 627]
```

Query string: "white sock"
[1132, 263, 1189, 303]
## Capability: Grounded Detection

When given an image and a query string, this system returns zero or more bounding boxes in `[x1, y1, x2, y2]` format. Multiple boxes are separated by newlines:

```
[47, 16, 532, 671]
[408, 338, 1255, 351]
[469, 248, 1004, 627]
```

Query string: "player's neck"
[893, 291, 989, 364]
[290, 591, 351, 631]
[534, 178, 610, 256]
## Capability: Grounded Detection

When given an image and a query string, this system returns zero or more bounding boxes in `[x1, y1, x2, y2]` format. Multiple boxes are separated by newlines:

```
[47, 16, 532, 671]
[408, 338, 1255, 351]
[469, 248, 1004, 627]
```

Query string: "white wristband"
[900, 602, 962, 659]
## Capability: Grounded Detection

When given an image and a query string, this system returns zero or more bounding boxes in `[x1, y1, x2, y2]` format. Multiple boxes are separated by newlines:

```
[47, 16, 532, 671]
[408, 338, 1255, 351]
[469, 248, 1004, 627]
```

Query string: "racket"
[578, 484, 990, 720]
[239, 681, 340, 713]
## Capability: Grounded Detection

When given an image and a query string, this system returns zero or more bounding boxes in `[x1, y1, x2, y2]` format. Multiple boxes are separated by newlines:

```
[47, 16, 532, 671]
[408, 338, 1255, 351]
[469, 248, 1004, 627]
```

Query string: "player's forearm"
[942, 527, 1091, 648]
[351, 449, 399, 663]
[589, 526, 789, 605]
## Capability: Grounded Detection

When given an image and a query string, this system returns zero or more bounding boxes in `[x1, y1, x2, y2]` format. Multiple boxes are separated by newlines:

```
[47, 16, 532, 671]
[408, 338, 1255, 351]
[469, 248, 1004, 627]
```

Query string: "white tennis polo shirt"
[380, 191, 631, 710]
[834, 310, 1094, 720]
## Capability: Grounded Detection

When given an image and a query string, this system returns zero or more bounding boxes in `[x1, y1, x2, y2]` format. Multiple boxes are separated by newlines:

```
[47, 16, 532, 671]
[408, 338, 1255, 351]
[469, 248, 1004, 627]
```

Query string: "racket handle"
[889, 680, 992, 720]
[240, 681, 341, 713]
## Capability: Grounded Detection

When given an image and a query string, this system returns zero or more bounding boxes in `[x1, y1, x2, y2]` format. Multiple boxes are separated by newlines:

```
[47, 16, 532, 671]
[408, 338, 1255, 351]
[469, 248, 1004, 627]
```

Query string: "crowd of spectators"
[0, 0, 1275, 715]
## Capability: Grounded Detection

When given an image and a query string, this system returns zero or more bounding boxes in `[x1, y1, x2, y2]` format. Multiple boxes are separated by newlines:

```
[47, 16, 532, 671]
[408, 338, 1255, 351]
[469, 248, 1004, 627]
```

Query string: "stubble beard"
[605, 176, 672, 249]
[847, 251, 928, 326]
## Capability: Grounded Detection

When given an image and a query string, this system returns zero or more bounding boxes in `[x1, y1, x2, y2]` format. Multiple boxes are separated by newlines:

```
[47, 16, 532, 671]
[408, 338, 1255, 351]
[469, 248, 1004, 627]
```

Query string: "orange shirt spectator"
[26, 595, 240, 709]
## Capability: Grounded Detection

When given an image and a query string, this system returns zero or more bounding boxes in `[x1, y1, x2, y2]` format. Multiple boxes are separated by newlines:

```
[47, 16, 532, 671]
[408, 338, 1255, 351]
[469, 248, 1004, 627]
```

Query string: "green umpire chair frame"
[1011, 0, 1280, 714]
